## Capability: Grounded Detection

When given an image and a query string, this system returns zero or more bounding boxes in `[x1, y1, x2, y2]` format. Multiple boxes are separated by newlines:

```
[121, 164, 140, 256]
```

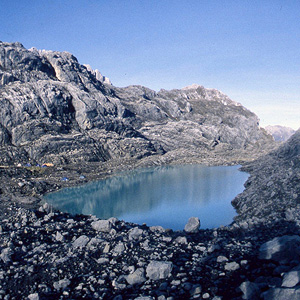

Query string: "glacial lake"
[44, 165, 248, 230]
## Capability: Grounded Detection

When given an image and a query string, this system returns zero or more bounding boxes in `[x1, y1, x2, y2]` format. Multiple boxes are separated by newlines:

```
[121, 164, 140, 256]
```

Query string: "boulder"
[27, 293, 39, 300]
[91, 220, 112, 233]
[262, 288, 300, 300]
[238, 281, 260, 300]
[128, 227, 144, 240]
[53, 278, 71, 291]
[72, 235, 89, 249]
[146, 261, 173, 280]
[184, 217, 200, 233]
[224, 262, 240, 271]
[126, 268, 146, 285]
[259, 235, 300, 264]
[282, 271, 300, 288]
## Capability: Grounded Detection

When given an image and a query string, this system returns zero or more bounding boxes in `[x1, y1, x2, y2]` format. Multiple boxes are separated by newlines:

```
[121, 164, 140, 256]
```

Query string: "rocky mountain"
[0, 41, 273, 167]
[265, 125, 296, 142]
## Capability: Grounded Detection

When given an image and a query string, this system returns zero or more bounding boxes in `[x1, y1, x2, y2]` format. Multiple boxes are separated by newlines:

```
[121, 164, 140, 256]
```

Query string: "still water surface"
[45, 165, 248, 230]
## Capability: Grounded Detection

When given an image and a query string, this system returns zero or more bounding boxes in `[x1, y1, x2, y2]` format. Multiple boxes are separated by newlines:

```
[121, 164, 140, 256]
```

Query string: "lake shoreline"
[0, 146, 269, 221]
[45, 164, 249, 230]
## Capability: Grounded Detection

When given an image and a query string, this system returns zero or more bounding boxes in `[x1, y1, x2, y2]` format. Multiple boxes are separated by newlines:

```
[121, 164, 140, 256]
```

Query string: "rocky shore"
[1, 203, 300, 300]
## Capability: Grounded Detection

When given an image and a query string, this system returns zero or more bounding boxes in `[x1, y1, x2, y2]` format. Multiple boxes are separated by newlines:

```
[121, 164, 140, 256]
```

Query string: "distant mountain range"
[265, 125, 296, 142]
[0, 41, 274, 165]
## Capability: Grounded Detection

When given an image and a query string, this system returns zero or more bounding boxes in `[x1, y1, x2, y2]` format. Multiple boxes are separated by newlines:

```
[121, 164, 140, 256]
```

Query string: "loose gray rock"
[184, 217, 200, 233]
[238, 281, 260, 300]
[282, 271, 300, 288]
[128, 227, 144, 240]
[72, 235, 89, 249]
[126, 268, 146, 285]
[53, 278, 71, 291]
[224, 262, 240, 271]
[0, 248, 12, 263]
[55, 231, 64, 242]
[175, 236, 188, 244]
[217, 255, 228, 263]
[262, 288, 300, 300]
[91, 220, 112, 233]
[113, 242, 125, 254]
[146, 261, 173, 280]
[28, 293, 39, 300]
[97, 258, 109, 264]
[87, 237, 103, 249]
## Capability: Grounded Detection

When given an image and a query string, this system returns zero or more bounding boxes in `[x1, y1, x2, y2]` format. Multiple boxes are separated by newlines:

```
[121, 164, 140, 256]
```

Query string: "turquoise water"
[44, 165, 248, 230]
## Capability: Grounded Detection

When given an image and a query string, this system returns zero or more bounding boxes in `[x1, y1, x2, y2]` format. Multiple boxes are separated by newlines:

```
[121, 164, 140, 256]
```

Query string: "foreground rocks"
[1, 203, 300, 300]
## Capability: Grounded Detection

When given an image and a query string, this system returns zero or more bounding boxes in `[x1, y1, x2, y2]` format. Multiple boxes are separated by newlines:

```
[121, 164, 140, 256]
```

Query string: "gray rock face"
[146, 261, 173, 280]
[0, 42, 273, 166]
[265, 125, 296, 142]
[259, 235, 300, 263]
[184, 217, 200, 233]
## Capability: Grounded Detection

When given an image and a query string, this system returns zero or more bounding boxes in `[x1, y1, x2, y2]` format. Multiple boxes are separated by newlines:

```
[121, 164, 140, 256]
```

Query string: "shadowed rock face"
[0, 41, 273, 165]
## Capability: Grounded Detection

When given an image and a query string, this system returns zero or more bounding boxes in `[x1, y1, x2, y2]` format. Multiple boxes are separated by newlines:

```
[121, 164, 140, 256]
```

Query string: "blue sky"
[0, 0, 299, 129]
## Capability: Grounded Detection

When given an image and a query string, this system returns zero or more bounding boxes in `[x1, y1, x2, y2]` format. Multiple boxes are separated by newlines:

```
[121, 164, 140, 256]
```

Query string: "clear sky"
[0, 0, 299, 129]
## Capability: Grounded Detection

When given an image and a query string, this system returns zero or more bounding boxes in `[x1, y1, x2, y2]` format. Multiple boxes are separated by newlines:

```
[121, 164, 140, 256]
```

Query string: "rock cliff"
[0, 41, 273, 167]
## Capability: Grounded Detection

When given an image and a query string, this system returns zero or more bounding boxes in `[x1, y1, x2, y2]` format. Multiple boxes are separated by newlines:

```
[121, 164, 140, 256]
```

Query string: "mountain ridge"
[0, 41, 274, 167]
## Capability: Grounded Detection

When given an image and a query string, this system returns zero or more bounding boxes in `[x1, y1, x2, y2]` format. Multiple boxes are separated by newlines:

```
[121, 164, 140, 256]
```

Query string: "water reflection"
[45, 165, 248, 230]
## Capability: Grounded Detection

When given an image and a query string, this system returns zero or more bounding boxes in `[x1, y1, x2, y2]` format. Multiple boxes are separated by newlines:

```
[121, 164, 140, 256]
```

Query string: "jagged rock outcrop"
[232, 129, 300, 224]
[0, 41, 273, 166]
[265, 125, 296, 142]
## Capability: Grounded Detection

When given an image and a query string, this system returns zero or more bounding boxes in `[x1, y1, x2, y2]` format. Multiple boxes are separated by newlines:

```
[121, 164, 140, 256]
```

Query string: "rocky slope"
[265, 125, 296, 142]
[232, 129, 300, 224]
